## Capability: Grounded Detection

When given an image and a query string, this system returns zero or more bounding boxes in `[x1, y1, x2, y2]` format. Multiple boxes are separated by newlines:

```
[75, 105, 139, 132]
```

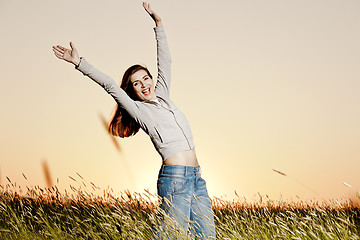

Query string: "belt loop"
[185, 166, 187, 176]
[160, 164, 164, 174]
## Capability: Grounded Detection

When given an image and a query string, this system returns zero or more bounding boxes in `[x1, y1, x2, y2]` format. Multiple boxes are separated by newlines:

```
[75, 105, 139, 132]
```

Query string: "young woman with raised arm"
[52, 2, 216, 239]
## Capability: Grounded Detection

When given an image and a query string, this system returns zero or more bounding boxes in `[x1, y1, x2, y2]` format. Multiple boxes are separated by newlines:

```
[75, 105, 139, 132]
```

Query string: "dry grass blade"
[6, 176, 11, 183]
[41, 159, 53, 188]
[98, 112, 122, 153]
[272, 168, 287, 176]
[272, 168, 325, 201]
[76, 172, 84, 180]
[90, 182, 100, 190]
[69, 176, 77, 182]
[98, 113, 136, 189]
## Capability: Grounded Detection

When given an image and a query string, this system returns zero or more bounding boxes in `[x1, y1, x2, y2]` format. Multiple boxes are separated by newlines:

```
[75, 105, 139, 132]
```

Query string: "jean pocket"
[157, 179, 166, 197]
[196, 177, 208, 190]
[172, 177, 188, 195]
[157, 176, 188, 197]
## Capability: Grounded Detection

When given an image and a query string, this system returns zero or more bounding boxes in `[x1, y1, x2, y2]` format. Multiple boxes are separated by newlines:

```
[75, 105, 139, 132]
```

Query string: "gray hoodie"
[76, 26, 195, 161]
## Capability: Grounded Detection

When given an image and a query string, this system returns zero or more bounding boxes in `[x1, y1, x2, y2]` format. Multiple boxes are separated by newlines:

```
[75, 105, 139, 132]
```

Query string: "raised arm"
[143, 2, 171, 97]
[75, 58, 140, 118]
[52, 44, 139, 119]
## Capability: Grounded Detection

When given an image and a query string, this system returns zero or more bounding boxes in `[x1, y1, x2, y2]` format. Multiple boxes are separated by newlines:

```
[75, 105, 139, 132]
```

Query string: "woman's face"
[130, 69, 156, 101]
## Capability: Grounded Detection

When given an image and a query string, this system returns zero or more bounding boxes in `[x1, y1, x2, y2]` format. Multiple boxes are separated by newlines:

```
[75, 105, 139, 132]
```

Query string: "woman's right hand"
[52, 42, 81, 66]
[143, 2, 162, 27]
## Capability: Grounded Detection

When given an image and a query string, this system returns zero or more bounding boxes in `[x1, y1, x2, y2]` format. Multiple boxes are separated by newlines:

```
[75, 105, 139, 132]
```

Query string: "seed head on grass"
[22, 173, 27, 180]
[272, 168, 287, 176]
[6, 176, 12, 183]
[76, 172, 84, 180]
[41, 159, 53, 188]
[69, 176, 77, 182]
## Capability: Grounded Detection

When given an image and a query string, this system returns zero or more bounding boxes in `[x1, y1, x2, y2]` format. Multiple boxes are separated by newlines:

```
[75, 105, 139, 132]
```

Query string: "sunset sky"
[1, 0, 359, 202]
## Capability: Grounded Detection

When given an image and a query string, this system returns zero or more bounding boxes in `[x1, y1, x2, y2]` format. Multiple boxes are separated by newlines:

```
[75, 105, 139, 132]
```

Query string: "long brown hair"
[108, 65, 153, 138]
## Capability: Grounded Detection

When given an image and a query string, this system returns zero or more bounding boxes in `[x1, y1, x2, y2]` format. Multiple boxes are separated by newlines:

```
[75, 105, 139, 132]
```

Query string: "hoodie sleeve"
[154, 26, 171, 98]
[76, 58, 140, 119]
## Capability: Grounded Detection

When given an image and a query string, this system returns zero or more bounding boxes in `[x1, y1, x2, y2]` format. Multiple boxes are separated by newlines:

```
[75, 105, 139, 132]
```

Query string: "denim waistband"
[159, 165, 201, 177]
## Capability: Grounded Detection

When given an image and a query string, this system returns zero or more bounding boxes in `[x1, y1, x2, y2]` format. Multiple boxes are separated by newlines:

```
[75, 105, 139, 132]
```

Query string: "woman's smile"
[142, 87, 151, 95]
[130, 69, 156, 101]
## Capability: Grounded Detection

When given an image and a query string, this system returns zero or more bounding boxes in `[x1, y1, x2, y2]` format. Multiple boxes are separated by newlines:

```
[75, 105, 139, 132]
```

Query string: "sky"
[0, 0, 359, 202]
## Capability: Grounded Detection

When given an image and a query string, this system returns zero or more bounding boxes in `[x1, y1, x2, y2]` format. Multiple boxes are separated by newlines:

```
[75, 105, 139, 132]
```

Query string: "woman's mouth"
[142, 88, 150, 95]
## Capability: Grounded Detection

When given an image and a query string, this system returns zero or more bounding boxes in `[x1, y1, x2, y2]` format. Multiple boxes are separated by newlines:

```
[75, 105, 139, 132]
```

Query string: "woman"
[52, 2, 215, 239]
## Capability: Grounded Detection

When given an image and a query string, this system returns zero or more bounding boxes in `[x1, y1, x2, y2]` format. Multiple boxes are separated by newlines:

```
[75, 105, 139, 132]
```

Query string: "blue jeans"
[156, 165, 216, 239]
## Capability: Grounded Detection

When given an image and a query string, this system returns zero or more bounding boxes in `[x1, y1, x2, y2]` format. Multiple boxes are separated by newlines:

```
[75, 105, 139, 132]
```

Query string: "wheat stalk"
[41, 159, 53, 188]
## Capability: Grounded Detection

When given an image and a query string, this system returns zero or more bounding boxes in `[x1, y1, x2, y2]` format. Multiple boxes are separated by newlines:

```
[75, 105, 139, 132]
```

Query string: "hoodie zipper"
[155, 101, 191, 148]
[168, 108, 191, 148]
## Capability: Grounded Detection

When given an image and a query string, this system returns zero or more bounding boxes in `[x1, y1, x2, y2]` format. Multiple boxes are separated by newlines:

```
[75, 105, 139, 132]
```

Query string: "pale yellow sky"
[0, 0, 359, 202]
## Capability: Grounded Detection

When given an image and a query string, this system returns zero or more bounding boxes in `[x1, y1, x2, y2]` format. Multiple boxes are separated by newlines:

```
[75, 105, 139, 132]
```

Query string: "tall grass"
[0, 184, 359, 239]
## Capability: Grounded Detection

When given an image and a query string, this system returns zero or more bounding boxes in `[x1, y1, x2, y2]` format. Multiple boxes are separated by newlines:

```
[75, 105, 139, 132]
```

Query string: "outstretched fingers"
[53, 52, 63, 60]
[142, 2, 161, 26]
[142, 2, 152, 15]
[52, 46, 65, 59]
[55, 45, 67, 52]
[52, 42, 79, 65]
[70, 42, 76, 50]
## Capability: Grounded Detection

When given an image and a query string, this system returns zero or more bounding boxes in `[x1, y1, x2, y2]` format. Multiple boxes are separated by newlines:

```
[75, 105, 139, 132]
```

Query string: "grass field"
[1, 184, 359, 239]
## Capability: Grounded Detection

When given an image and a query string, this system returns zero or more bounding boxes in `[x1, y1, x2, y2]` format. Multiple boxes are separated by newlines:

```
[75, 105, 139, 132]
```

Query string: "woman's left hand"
[52, 42, 81, 66]
[143, 2, 162, 27]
